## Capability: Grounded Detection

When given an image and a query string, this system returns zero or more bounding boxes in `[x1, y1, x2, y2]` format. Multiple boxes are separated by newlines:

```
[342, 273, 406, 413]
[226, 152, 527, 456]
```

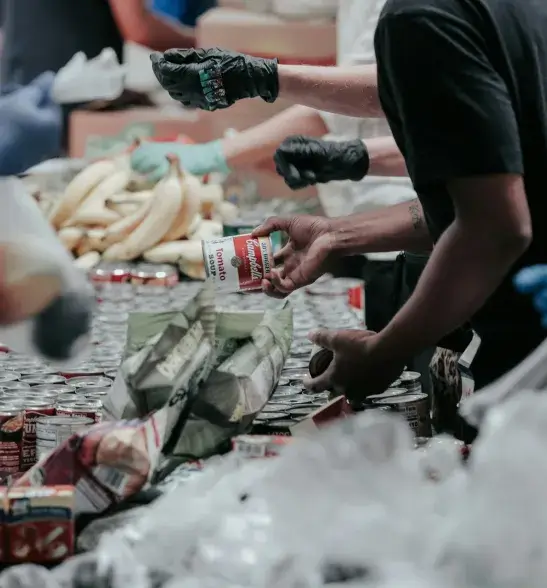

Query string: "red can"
[57, 400, 102, 423]
[0, 404, 23, 475]
[21, 399, 56, 471]
[202, 234, 273, 292]
[21, 375, 66, 386]
[130, 263, 178, 287]
[89, 261, 132, 285]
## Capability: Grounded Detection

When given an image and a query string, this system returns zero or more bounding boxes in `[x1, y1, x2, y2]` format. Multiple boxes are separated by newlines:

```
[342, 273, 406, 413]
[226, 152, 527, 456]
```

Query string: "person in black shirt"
[144, 0, 547, 403]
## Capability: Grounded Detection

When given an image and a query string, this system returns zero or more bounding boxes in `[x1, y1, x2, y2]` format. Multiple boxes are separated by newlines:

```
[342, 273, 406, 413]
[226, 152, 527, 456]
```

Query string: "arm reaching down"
[131, 105, 328, 180]
[109, 0, 195, 51]
[377, 176, 531, 361]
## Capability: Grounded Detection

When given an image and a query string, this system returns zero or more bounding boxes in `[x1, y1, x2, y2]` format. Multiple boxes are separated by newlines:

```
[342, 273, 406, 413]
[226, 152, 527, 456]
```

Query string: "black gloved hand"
[151, 48, 279, 111]
[274, 136, 370, 190]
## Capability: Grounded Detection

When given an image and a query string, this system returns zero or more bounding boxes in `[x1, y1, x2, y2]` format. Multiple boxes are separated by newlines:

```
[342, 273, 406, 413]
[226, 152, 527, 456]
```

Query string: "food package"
[110, 285, 293, 460]
[0, 178, 93, 362]
[3, 486, 75, 564]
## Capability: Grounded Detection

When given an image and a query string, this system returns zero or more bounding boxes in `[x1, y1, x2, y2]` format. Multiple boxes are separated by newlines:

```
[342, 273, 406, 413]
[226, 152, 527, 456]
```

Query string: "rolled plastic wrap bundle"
[0, 178, 93, 361]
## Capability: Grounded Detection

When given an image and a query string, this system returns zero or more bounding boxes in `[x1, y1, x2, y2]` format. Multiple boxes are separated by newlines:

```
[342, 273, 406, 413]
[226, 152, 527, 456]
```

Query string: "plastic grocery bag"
[113, 284, 293, 460]
[460, 336, 547, 427]
[0, 178, 93, 362]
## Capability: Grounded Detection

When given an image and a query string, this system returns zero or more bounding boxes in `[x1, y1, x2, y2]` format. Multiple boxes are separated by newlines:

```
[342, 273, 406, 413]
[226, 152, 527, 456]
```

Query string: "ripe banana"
[162, 161, 200, 242]
[65, 168, 130, 227]
[103, 155, 183, 261]
[102, 199, 153, 248]
[49, 159, 117, 228]
[189, 219, 222, 241]
[58, 227, 85, 252]
[215, 200, 239, 224]
[86, 229, 107, 252]
[106, 190, 153, 216]
[143, 240, 203, 264]
[197, 183, 224, 219]
[74, 251, 101, 270]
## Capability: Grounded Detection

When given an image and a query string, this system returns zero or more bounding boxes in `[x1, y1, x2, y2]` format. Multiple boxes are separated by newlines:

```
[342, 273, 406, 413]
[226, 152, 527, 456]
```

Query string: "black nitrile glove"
[151, 48, 279, 111]
[274, 135, 370, 190]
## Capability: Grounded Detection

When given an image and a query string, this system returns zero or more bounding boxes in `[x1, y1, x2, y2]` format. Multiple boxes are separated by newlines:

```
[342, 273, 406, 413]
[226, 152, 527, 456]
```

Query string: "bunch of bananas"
[45, 151, 238, 280]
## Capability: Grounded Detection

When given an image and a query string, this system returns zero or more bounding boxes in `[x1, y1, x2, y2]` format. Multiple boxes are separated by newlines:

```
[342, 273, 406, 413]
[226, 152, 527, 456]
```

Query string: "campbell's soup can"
[130, 263, 178, 287]
[20, 399, 56, 470]
[202, 234, 273, 292]
[90, 261, 132, 284]
[0, 404, 23, 475]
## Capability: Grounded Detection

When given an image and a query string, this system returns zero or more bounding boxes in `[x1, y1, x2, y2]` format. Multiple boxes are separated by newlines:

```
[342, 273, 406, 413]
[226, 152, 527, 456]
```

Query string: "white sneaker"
[51, 48, 126, 104]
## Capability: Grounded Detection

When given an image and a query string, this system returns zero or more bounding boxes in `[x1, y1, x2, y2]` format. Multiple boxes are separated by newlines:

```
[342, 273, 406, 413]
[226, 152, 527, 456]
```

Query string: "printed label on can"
[0, 408, 23, 474]
[202, 234, 272, 292]
[21, 403, 56, 471]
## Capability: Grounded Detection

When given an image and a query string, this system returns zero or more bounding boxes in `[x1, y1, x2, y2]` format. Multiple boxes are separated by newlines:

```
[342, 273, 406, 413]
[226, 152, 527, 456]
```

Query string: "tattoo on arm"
[408, 201, 425, 231]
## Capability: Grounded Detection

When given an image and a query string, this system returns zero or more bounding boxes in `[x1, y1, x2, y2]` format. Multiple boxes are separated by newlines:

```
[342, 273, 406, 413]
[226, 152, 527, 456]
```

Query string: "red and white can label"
[202, 234, 273, 292]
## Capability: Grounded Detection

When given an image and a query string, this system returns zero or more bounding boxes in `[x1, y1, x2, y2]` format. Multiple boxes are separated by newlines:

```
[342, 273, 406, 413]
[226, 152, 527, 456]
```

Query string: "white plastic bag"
[0, 178, 93, 362]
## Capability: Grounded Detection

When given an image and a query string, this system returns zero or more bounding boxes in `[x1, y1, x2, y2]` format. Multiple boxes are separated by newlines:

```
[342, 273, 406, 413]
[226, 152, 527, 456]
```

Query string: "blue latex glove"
[130, 139, 230, 181]
[0, 72, 62, 176]
[514, 265, 547, 328]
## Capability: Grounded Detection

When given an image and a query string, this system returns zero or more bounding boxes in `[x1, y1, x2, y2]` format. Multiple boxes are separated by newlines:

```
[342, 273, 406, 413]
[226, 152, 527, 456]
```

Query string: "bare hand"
[304, 329, 406, 403]
[252, 215, 336, 298]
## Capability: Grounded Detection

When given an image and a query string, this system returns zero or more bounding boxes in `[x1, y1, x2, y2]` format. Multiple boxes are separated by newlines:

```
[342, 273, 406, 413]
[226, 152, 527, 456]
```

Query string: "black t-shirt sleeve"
[374, 10, 523, 185]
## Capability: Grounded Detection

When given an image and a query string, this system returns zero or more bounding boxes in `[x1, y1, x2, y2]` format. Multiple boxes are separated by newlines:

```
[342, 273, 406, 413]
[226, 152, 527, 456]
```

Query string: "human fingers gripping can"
[201, 234, 273, 292]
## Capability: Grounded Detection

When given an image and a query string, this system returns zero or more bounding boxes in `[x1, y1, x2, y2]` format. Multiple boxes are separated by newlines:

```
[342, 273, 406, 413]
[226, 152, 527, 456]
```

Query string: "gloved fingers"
[0, 82, 23, 96]
[163, 48, 206, 65]
[514, 265, 547, 293]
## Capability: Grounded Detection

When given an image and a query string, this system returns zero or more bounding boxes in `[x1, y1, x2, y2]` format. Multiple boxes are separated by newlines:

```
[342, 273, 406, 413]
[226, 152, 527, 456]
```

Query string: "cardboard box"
[68, 107, 214, 159]
[197, 8, 336, 66]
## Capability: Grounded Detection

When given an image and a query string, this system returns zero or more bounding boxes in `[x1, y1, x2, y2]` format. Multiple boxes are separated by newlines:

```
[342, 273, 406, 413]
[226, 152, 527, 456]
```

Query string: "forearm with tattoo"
[331, 198, 433, 256]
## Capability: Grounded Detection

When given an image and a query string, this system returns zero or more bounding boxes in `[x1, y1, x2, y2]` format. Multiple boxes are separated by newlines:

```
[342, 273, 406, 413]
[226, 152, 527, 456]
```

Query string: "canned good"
[57, 401, 102, 423]
[283, 358, 309, 370]
[282, 369, 310, 385]
[96, 282, 134, 302]
[59, 364, 105, 378]
[272, 385, 301, 399]
[131, 263, 178, 287]
[90, 261, 132, 284]
[262, 403, 291, 412]
[232, 434, 291, 458]
[0, 372, 20, 383]
[77, 386, 110, 397]
[202, 234, 273, 292]
[2, 382, 31, 391]
[287, 407, 312, 418]
[0, 404, 23, 474]
[21, 375, 66, 386]
[67, 376, 112, 389]
[21, 399, 56, 470]
[308, 346, 333, 379]
[36, 415, 93, 456]
[367, 388, 410, 402]
[104, 369, 118, 380]
[373, 393, 431, 437]
[31, 385, 76, 395]
[277, 376, 293, 387]
[256, 411, 286, 421]
[399, 371, 422, 394]
[223, 221, 283, 253]
[56, 393, 81, 405]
